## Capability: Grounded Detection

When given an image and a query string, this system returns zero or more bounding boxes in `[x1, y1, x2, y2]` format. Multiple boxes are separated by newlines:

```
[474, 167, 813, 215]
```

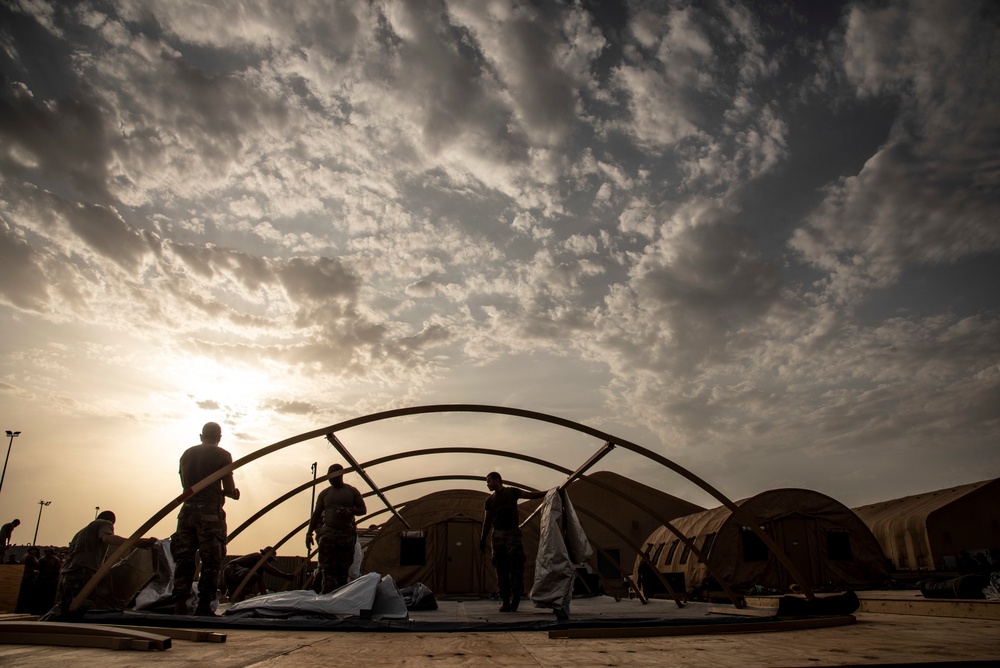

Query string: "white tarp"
[529, 488, 593, 612]
[226, 572, 408, 620]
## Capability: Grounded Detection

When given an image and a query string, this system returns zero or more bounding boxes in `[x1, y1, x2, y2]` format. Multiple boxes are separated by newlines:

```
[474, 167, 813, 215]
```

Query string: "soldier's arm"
[352, 489, 367, 516]
[308, 492, 324, 533]
[222, 472, 240, 500]
[479, 510, 493, 549]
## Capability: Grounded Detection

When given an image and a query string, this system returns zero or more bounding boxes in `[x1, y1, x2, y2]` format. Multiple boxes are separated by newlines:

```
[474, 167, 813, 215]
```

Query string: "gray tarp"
[225, 571, 408, 620]
[529, 489, 592, 612]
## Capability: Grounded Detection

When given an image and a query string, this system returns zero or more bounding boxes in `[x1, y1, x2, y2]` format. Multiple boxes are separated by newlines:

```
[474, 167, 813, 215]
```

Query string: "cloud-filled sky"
[1, 0, 998, 553]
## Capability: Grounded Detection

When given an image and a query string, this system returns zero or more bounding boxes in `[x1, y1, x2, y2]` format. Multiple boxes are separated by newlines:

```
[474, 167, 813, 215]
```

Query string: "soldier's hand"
[305, 532, 314, 550]
[229, 488, 241, 501]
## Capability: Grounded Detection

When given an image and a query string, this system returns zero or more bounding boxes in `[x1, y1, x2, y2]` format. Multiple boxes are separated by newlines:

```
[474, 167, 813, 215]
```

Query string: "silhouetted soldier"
[306, 464, 366, 593]
[480, 472, 546, 612]
[171, 421, 240, 616]
[46, 510, 156, 619]
[0, 518, 20, 562]
[34, 548, 61, 614]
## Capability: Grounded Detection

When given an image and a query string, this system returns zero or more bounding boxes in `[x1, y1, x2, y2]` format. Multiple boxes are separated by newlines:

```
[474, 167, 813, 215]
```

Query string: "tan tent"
[852, 478, 1000, 572]
[637, 488, 888, 596]
[561, 471, 704, 595]
[361, 489, 541, 596]
[360, 473, 702, 597]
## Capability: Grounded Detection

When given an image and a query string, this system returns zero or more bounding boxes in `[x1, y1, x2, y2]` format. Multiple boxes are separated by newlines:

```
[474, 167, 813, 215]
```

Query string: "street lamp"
[95, 506, 100, 519]
[1, 430, 20, 497]
[33, 500, 51, 545]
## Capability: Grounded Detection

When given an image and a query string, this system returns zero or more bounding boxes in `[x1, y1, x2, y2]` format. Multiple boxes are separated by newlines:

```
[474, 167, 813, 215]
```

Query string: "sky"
[0, 0, 998, 555]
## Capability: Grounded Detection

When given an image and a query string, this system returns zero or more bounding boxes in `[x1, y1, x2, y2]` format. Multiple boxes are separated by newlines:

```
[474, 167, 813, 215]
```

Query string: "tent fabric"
[639, 488, 888, 595]
[560, 471, 704, 595]
[530, 489, 593, 611]
[852, 478, 999, 571]
[225, 572, 408, 621]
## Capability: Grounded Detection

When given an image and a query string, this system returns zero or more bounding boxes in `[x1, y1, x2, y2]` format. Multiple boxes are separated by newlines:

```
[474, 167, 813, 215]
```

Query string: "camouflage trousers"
[317, 529, 356, 594]
[491, 528, 526, 600]
[171, 502, 227, 604]
[50, 568, 106, 619]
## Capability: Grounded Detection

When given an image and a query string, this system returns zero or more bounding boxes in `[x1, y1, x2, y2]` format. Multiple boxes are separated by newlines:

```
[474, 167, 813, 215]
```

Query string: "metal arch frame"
[229, 462, 735, 608]
[231, 475, 539, 602]
[232, 476, 673, 607]
[232, 454, 743, 607]
[227, 448, 574, 543]
[71, 404, 813, 611]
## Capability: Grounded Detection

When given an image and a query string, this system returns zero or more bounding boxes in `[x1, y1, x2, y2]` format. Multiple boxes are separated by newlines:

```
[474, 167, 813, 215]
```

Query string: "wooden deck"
[1, 594, 999, 666]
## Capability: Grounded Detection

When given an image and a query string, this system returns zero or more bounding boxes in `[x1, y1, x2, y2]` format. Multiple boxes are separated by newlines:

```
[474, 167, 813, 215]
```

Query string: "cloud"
[0, 220, 50, 311]
[260, 398, 320, 416]
[792, 3, 1000, 302]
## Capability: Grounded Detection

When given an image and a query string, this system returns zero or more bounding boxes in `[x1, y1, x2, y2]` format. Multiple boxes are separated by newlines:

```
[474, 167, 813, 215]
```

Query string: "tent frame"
[71, 404, 813, 611]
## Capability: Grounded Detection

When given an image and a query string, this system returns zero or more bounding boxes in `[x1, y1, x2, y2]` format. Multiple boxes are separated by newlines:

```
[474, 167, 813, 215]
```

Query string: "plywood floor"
[2, 605, 1000, 666]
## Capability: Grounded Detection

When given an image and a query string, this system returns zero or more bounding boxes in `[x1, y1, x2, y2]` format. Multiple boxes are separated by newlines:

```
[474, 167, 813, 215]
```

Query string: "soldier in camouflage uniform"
[480, 472, 546, 612]
[306, 463, 366, 594]
[171, 421, 240, 616]
[46, 510, 156, 619]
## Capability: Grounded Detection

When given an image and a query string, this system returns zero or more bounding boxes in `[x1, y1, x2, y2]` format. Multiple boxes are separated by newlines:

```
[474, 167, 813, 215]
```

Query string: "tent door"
[776, 517, 819, 589]
[445, 521, 476, 593]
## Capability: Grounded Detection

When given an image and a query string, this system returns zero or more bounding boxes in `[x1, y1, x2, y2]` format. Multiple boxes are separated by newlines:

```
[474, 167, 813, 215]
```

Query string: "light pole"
[1, 430, 20, 497]
[33, 500, 51, 545]
[95, 506, 100, 519]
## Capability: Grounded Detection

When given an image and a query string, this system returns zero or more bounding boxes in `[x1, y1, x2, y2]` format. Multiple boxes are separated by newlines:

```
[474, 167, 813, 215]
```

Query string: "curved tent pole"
[242, 476, 682, 607]
[566, 504, 685, 608]
[227, 447, 573, 542]
[72, 404, 811, 611]
[253, 470, 744, 608]
[251, 476, 544, 596]
[568, 475, 744, 607]
[233, 461, 743, 608]
[228, 519, 309, 603]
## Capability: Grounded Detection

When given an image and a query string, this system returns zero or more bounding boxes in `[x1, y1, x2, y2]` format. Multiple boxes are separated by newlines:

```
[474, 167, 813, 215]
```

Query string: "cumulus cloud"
[793, 1, 1000, 301]
[0, 0, 998, 525]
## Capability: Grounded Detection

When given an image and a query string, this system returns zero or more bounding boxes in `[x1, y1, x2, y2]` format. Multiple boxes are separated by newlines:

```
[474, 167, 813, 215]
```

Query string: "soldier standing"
[306, 464, 366, 593]
[171, 421, 239, 616]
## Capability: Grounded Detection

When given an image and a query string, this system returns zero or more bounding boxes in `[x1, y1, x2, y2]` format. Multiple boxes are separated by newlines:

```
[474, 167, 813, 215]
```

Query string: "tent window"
[664, 539, 680, 565]
[698, 533, 716, 562]
[741, 526, 768, 562]
[399, 531, 426, 566]
[644, 543, 654, 557]
[827, 530, 853, 561]
[678, 538, 694, 565]
[651, 542, 666, 564]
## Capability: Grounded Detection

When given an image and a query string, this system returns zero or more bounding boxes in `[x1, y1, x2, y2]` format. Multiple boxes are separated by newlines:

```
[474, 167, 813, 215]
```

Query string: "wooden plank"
[707, 606, 775, 617]
[0, 621, 171, 650]
[548, 614, 856, 639]
[93, 624, 226, 643]
[859, 597, 1000, 620]
[0, 631, 155, 651]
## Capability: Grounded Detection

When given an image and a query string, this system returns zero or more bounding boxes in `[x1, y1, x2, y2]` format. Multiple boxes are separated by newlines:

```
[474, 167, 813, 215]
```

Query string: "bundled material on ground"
[224, 572, 408, 621]
[918, 573, 991, 599]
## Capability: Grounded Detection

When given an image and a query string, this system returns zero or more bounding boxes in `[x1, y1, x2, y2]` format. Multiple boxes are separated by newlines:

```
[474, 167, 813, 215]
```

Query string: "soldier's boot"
[499, 597, 512, 612]
[194, 598, 218, 617]
[511, 594, 520, 612]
